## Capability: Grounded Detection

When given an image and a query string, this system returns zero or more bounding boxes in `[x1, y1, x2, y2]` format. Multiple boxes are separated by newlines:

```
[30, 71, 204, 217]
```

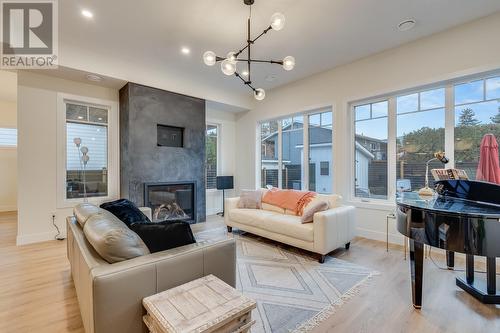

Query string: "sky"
[355, 77, 500, 140]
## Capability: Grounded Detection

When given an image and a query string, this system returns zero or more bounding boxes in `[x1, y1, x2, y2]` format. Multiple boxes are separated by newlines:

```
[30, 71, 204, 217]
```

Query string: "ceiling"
[58, 0, 500, 108]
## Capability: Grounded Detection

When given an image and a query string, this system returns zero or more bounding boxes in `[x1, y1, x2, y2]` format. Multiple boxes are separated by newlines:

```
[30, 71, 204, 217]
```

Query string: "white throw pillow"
[301, 200, 329, 223]
[238, 190, 263, 209]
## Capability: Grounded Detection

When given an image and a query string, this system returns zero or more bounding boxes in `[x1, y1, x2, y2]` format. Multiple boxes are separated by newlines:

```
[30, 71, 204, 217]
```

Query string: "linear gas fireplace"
[144, 181, 196, 223]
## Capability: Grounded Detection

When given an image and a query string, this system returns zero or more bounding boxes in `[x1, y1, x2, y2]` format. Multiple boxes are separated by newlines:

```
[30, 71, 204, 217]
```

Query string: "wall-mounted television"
[157, 124, 184, 148]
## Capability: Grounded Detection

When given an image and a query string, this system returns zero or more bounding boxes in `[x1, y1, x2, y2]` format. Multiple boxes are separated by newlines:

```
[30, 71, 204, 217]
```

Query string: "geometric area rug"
[196, 228, 380, 333]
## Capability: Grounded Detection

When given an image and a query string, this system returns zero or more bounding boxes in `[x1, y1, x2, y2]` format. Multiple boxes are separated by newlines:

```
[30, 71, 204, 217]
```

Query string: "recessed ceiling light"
[241, 70, 249, 77]
[86, 73, 102, 82]
[81, 9, 93, 19]
[77, 116, 84, 119]
[181, 47, 190, 55]
[398, 19, 416, 32]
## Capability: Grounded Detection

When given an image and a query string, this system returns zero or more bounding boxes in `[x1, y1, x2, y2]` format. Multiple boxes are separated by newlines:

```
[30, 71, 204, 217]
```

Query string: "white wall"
[234, 12, 500, 244]
[205, 103, 239, 216]
[0, 97, 18, 212]
[17, 72, 118, 245]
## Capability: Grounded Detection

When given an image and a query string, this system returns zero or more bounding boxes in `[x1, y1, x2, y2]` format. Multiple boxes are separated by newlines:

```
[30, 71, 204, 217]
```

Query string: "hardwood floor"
[1, 212, 498, 332]
[0, 212, 84, 333]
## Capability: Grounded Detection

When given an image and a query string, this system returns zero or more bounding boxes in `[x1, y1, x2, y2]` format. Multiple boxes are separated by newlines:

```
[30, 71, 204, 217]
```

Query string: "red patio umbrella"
[476, 134, 500, 184]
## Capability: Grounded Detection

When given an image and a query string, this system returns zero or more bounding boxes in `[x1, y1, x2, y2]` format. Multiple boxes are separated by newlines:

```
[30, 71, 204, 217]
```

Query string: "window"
[66, 103, 108, 199]
[260, 108, 333, 192]
[206, 124, 218, 189]
[320, 162, 329, 176]
[260, 120, 279, 188]
[309, 110, 333, 193]
[396, 88, 445, 192]
[0, 128, 17, 147]
[282, 116, 304, 190]
[454, 78, 500, 179]
[354, 101, 388, 199]
[351, 72, 500, 202]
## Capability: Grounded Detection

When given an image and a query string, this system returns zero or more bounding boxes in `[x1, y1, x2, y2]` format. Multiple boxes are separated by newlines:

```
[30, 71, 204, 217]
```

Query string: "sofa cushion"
[100, 199, 151, 226]
[74, 203, 100, 227]
[83, 210, 150, 263]
[262, 203, 285, 214]
[228, 209, 314, 242]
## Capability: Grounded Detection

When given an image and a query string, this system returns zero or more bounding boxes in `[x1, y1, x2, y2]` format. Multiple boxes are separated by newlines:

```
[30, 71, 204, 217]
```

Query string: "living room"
[0, 1, 499, 332]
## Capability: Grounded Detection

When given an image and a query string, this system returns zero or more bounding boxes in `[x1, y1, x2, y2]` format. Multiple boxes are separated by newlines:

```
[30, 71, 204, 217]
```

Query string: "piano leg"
[487, 257, 496, 295]
[409, 239, 424, 309]
[466, 254, 474, 284]
[446, 251, 454, 269]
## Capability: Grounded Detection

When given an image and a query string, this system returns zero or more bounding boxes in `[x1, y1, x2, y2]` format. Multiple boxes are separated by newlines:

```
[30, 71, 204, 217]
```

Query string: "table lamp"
[418, 151, 449, 197]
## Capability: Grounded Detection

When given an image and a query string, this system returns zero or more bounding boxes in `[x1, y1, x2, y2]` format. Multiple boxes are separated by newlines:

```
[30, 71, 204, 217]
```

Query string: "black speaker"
[216, 176, 234, 190]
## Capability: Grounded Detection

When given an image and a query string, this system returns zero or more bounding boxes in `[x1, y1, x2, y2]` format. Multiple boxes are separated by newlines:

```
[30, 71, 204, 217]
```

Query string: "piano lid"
[435, 179, 500, 206]
[396, 191, 500, 218]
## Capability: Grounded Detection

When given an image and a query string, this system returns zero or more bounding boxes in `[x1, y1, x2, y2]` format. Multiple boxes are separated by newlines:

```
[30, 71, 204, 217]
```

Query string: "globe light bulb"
[254, 88, 266, 101]
[73, 137, 81, 147]
[270, 13, 285, 31]
[80, 146, 89, 155]
[203, 51, 216, 66]
[226, 52, 237, 64]
[282, 56, 295, 71]
[82, 155, 90, 165]
[221, 59, 236, 76]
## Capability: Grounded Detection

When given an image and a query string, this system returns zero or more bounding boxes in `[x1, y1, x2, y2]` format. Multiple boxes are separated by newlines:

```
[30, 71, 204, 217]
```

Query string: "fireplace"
[144, 181, 196, 223]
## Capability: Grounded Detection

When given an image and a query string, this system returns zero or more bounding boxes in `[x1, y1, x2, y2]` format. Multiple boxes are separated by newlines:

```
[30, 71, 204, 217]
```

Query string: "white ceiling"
[58, 0, 500, 108]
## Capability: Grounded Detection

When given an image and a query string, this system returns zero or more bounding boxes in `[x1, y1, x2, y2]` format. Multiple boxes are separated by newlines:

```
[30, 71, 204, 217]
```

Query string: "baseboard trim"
[356, 227, 405, 245]
[16, 231, 57, 245]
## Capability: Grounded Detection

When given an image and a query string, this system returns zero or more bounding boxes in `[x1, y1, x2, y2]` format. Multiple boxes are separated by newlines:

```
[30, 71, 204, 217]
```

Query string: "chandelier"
[202, 0, 295, 101]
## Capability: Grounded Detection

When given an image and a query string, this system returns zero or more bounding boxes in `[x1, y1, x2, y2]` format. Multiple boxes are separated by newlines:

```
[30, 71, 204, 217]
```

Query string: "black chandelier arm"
[234, 25, 273, 57]
[235, 58, 283, 65]
[234, 72, 256, 92]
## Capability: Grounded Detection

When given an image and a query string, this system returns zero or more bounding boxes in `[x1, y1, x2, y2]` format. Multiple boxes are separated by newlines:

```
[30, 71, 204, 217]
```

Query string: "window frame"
[205, 122, 221, 191]
[348, 70, 500, 206]
[258, 106, 334, 192]
[56, 93, 119, 208]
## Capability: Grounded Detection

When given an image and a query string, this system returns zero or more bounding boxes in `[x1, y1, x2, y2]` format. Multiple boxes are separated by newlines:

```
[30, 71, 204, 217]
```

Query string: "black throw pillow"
[129, 220, 196, 253]
[100, 199, 150, 227]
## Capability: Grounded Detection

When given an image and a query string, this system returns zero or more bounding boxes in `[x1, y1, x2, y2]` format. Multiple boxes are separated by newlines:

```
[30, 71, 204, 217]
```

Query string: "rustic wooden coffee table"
[143, 275, 256, 333]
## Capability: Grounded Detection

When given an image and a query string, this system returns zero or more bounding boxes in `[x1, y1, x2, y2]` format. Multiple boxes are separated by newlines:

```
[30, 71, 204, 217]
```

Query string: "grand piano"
[396, 179, 500, 308]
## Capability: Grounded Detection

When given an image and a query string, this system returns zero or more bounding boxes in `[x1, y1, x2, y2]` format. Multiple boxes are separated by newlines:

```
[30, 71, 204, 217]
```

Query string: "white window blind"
[0, 128, 17, 147]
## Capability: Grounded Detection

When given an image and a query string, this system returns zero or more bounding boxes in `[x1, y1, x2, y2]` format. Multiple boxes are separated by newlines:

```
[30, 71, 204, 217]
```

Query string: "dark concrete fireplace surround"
[119, 82, 206, 222]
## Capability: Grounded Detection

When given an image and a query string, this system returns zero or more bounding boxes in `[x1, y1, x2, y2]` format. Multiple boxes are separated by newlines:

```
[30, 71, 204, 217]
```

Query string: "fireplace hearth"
[144, 181, 196, 223]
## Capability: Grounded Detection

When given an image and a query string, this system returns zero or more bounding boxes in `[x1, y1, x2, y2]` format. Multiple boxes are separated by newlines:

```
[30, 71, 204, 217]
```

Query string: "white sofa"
[224, 194, 355, 262]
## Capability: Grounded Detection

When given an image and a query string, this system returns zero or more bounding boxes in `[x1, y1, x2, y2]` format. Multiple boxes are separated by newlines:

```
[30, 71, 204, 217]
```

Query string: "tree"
[458, 108, 480, 126]
[491, 107, 500, 124]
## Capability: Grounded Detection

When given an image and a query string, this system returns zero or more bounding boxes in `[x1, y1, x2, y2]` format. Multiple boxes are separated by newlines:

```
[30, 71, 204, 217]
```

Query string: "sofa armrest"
[224, 197, 240, 226]
[313, 205, 356, 255]
[139, 206, 152, 220]
[89, 237, 236, 333]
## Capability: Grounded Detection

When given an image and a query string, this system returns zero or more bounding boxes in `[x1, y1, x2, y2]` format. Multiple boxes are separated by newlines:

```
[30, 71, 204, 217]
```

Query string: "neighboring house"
[355, 134, 387, 161]
[261, 122, 381, 194]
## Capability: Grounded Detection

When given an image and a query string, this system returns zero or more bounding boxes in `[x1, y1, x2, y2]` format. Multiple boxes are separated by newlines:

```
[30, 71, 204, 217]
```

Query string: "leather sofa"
[67, 204, 236, 333]
[224, 193, 355, 262]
